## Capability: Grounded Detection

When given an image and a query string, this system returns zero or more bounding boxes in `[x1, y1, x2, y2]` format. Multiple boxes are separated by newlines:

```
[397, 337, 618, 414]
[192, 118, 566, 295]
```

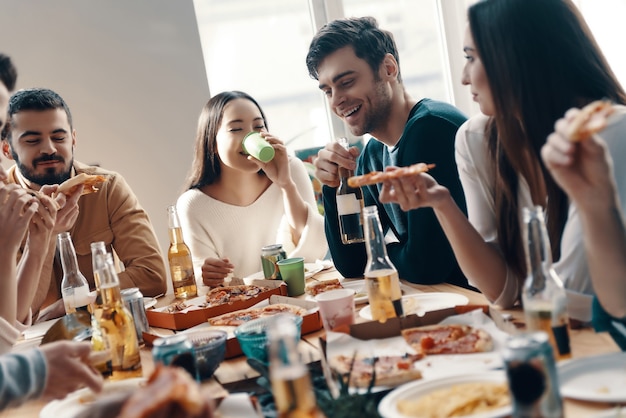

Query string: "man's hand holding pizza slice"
[376, 162, 453, 212]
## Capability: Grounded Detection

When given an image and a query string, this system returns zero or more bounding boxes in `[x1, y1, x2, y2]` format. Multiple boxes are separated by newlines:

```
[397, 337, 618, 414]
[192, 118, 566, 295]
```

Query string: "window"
[193, 0, 454, 151]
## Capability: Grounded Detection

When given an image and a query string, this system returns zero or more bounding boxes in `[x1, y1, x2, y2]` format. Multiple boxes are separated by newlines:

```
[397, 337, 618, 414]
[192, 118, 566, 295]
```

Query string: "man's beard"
[348, 78, 393, 137]
[11, 149, 72, 185]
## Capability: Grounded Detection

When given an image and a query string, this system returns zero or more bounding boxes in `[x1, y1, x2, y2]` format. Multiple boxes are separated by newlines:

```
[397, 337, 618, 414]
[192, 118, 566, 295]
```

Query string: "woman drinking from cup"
[177, 91, 327, 287]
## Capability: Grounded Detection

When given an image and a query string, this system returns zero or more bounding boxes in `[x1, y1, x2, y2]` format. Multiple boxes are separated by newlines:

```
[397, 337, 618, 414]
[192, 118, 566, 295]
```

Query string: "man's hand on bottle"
[313, 142, 359, 188]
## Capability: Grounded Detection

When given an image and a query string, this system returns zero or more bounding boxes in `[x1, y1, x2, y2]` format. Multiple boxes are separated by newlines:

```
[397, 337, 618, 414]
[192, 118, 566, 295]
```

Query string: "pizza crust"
[347, 163, 435, 188]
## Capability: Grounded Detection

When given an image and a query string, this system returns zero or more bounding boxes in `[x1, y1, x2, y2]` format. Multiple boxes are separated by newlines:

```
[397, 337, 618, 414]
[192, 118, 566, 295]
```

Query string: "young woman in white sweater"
[176, 91, 327, 288]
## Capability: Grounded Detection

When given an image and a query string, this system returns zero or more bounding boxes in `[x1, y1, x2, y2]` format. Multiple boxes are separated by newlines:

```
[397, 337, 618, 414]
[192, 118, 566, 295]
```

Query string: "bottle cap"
[242, 132, 275, 163]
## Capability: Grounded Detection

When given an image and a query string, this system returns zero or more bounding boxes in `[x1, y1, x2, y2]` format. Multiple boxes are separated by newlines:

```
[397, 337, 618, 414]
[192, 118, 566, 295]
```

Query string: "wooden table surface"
[3, 268, 623, 417]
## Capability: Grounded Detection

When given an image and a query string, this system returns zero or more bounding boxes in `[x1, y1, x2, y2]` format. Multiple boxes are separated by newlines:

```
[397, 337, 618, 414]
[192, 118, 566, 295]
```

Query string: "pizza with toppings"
[401, 324, 493, 355]
[208, 303, 308, 326]
[329, 353, 423, 388]
[205, 284, 270, 306]
[56, 173, 108, 197]
[347, 163, 435, 188]
[567, 99, 614, 142]
[305, 278, 344, 297]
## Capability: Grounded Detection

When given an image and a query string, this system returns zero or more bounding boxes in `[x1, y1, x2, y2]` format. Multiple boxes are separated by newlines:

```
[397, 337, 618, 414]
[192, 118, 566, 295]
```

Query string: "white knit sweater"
[176, 157, 328, 283]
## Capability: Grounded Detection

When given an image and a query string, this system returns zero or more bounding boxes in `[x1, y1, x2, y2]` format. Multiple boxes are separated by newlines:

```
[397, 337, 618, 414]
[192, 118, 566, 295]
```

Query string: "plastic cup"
[315, 288, 356, 331]
[276, 257, 305, 296]
[242, 132, 275, 163]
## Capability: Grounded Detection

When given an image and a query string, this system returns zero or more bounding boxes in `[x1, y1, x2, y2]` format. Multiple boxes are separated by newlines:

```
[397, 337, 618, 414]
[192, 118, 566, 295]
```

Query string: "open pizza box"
[325, 305, 515, 384]
[219, 295, 322, 359]
[145, 278, 288, 331]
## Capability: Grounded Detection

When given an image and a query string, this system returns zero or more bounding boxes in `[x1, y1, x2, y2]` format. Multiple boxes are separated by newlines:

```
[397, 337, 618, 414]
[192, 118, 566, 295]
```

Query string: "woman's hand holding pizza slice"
[543, 100, 618, 208]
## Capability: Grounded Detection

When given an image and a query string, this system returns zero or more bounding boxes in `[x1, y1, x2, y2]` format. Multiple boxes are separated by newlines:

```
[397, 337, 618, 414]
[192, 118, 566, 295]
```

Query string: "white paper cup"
[315, 288, 356, 331]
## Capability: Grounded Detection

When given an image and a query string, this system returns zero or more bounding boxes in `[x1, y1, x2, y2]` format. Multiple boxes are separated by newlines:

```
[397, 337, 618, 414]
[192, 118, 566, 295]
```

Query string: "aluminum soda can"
[260, 244, 287, 280]
[502, 331, 563, 418]
[152, 334, 196, 378]
[121, 287, 149, 345]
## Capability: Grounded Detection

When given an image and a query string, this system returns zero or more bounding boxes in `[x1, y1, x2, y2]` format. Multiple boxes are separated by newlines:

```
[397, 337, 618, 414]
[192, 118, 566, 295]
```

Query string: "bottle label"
[62, 285, 91, 313]
[337, 194, 362, 215]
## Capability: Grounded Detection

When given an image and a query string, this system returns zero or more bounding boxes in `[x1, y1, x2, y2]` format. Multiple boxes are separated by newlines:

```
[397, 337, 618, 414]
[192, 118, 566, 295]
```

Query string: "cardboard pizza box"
[347, 305, 513, 340]
[145, 278, 288, 331]
[223, 295, 322, 359]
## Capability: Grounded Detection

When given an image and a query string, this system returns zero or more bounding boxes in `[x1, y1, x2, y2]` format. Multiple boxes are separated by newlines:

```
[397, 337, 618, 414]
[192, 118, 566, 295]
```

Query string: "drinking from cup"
[242, 131, 275, 163]
[315, 288, 356, 331]
[276, 257, 305, 296]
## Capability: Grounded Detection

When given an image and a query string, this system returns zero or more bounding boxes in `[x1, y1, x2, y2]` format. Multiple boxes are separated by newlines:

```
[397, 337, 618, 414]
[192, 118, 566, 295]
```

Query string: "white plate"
[143, 297, 157, 309]
[341, 280, 369, 304]
[378, 371, 511, 418]
[244, 261, 324, 281]
[40, 377, 145, 418]
[359, 292, 469, 320]
[558, 352, 626, 403]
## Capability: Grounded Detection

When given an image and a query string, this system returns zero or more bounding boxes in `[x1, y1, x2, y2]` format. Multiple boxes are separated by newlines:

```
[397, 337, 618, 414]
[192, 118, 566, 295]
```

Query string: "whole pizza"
[208, 303, 308, 327]
[401, 324, 493, 355]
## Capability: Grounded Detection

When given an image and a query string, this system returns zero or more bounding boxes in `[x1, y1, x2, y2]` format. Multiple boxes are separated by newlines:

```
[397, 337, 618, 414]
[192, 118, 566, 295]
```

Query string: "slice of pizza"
[347, 162, 435, 188]
[329, 353, 423, 388]
[56, 173, 108, 197]
[305, 278, 344, 297]
[401, 324, 493, 355]
[567, 99, 614, 142]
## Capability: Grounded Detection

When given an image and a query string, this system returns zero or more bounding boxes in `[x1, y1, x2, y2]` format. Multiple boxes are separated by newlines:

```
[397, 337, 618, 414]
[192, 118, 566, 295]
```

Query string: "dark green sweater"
[323, 98, 470, 288]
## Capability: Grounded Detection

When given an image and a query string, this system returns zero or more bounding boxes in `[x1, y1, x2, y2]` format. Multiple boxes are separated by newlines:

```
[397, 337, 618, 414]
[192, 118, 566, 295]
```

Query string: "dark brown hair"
[468, 0, 626, 280]
[306, 16, 402, 83]
[183, 91, 268, 190]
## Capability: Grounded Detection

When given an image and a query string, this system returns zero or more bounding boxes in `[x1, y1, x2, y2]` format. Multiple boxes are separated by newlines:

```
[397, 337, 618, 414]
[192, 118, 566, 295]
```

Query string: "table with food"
[2, 260, 625, 418]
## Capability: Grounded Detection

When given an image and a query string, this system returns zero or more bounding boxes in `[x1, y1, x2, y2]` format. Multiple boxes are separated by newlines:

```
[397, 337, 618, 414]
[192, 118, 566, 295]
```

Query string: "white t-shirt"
[455, 108, 626, 321]
[176, 156, 328, 282]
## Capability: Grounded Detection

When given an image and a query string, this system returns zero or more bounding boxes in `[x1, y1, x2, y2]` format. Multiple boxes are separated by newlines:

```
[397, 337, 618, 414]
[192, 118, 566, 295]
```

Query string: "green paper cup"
[242, 132, 275, 163]
[276, 257, 305, 296]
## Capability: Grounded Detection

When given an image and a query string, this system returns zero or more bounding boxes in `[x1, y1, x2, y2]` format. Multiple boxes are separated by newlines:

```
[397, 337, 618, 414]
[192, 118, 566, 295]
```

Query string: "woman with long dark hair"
[177, 91, 327, 287]
[380, 0, 626, 322]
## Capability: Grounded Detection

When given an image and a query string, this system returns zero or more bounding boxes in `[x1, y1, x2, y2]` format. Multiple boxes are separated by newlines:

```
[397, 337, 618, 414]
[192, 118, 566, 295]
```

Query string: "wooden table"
[3, 269, 623, 417]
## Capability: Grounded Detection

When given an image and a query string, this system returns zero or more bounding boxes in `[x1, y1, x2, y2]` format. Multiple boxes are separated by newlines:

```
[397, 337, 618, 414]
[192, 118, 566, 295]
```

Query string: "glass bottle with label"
[336, 137, 365, 244]
[268, 315, 324, 418]
[167, 205, 198, 299]
[89, 241, 113, 377]
[362, 205, 404, 323]
[522, 206, 571, 361]
[95, 253, 143, 380]
[58, 232, 91, 314]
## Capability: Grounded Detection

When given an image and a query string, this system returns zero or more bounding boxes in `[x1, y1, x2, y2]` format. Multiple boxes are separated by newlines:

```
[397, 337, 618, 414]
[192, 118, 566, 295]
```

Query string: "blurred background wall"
[0, 0, 210, 292]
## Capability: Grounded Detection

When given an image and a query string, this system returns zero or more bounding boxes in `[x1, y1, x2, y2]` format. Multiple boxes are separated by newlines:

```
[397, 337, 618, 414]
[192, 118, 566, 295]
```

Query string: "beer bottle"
[336, 137, 365, 244]
[362, 205, 403, 323]
[167, 205, 198, 299]
[522, 206, 571, 361]
[268, 315, 324, 418]
[58, 232, 91, 314]
[89, 241, 113, 377]
[95, 253, 143, 380]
